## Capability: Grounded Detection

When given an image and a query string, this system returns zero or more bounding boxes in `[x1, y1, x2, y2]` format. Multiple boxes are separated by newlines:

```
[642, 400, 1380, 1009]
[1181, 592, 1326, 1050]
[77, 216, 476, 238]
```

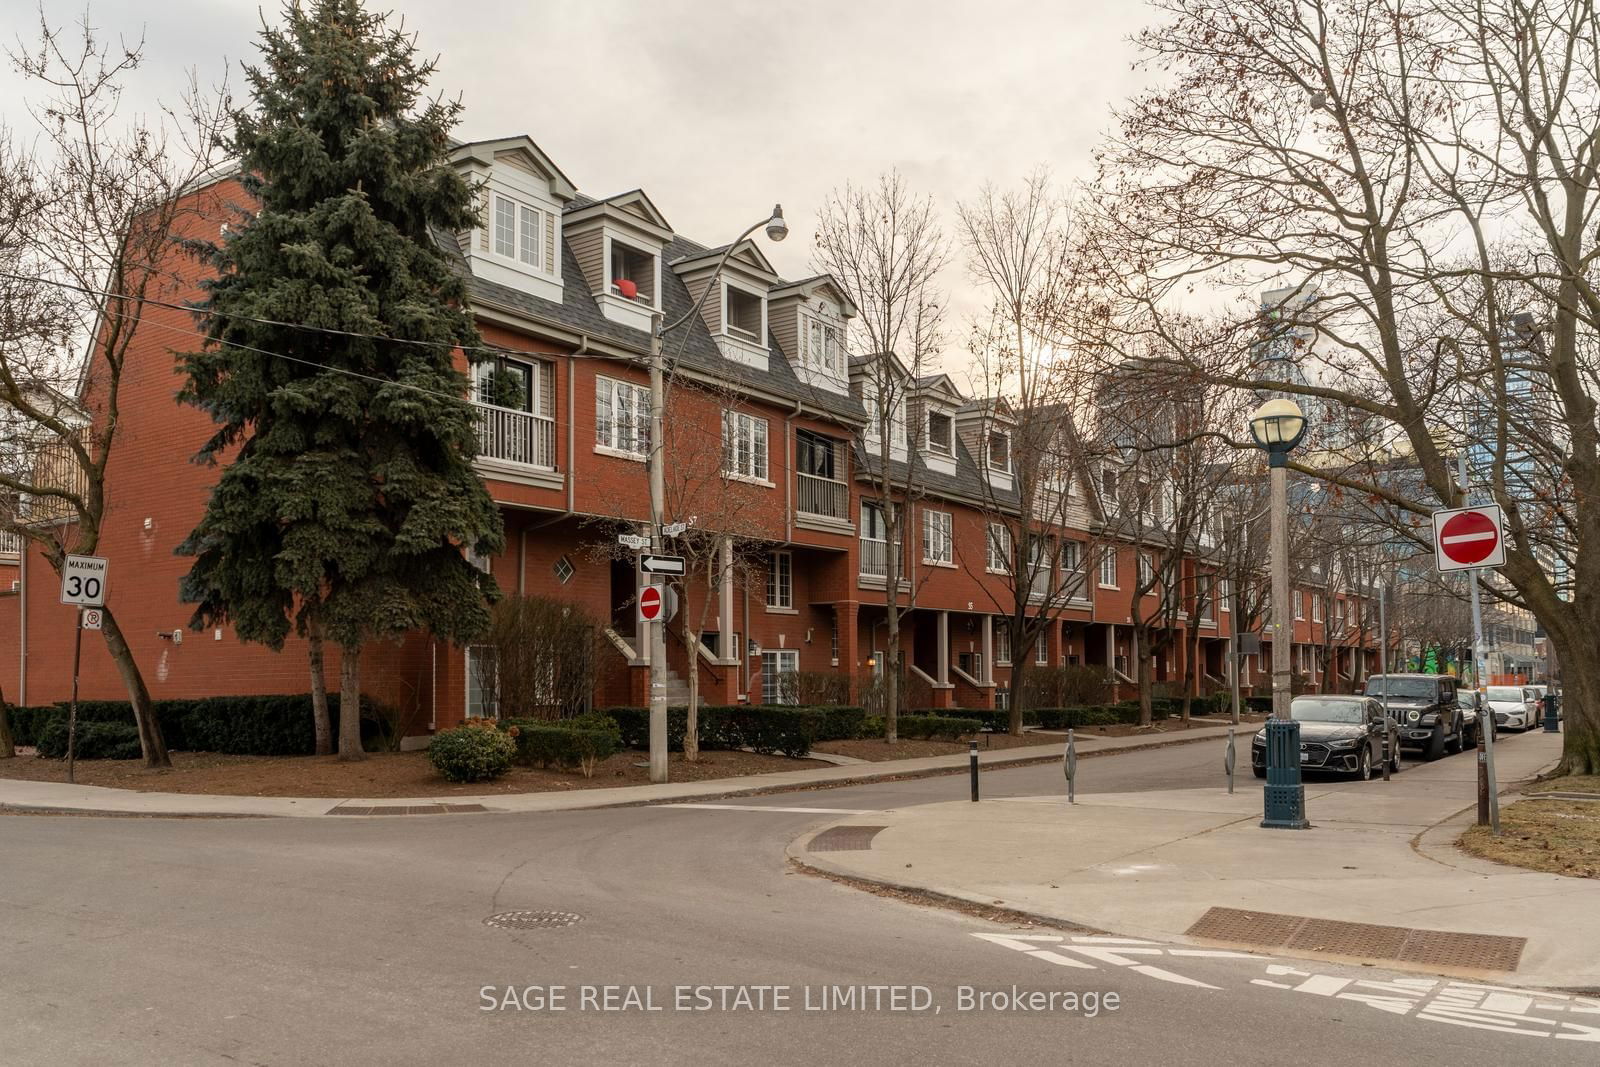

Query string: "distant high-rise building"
[1252, 284, 1345, 450]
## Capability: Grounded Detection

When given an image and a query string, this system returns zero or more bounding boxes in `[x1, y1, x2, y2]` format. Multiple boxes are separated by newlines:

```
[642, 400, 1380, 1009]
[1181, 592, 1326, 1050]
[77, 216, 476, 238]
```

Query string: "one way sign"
[639, 554, 686, 576]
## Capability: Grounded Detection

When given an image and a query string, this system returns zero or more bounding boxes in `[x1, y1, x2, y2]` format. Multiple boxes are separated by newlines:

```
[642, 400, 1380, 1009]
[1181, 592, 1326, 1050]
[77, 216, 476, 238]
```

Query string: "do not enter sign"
[1433, 504, 1506, 572]
[638, 585, 663, 622]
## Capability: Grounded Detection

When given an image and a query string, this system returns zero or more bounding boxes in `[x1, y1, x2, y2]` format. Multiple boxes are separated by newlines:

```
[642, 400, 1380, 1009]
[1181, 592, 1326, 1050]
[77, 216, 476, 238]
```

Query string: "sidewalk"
[0, 722, 1239, 819]
[792, 729, 1600, 989]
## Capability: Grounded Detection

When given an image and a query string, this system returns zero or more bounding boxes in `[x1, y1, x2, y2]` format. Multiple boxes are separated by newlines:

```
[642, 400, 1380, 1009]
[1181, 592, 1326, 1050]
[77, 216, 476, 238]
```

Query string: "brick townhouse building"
[0, 133, 1378, 740]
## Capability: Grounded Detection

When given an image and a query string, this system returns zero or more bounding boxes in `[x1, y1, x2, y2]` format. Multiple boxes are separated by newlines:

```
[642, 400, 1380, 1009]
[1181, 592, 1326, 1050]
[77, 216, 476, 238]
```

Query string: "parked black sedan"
[1250, 695, 1399, 780]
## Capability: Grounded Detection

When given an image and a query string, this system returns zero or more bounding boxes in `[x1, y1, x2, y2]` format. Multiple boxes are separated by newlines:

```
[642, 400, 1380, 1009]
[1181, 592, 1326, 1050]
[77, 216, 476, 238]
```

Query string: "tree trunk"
[1181, 622, 1200, 723]
[338, 643, 365, 762]
[99, 605, 169, 768]
[0, 676, 15, 759]
[884, 618, 900, 744]
[685, 628, 700, 764]
[1136, 628, 1154, 728]
[307, 616, 332, 757]
[1008, 630, 1029, 737]
[1548, 625, 1600, 777]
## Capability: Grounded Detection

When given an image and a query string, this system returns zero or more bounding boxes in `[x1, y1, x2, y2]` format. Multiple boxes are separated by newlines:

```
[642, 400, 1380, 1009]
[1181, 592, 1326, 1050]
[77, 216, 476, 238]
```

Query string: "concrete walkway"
[0, 722, 1239, 818]
[792, 729, 1600, 990]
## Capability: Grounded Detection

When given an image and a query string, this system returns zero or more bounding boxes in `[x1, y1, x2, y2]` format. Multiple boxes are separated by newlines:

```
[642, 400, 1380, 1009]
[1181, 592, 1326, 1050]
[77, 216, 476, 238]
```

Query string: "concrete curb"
[0, 725, 1241, 819]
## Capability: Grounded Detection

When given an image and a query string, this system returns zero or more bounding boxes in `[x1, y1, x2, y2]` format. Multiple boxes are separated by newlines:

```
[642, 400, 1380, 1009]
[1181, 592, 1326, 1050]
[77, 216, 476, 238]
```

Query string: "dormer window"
[610, 239, 656, 305]
[493, 194, 543, 270]
[927, 412, 953, 456]
[987, 430, 1011, 473]
[726, 286, 764, 342]
[804, 316, 843, 374]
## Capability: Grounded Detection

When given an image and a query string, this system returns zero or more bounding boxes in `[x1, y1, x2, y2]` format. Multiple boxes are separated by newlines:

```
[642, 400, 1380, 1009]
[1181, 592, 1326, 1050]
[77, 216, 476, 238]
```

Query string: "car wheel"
[1252, 765, 1266, 779]
[1426, 726, 1446, 761]
[1389, 745, 1402, 773]
[1446, 718, 1463, 754]
[1356, 745, 1372, 780]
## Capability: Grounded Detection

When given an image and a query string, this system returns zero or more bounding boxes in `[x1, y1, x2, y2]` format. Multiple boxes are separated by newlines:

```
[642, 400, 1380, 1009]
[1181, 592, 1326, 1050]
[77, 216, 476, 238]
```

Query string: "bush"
[4, 705, 56, 748]
[1018, 666, 1109, 709]
[501, 715, 622, 777]
[428, 721, 516, 782]
[897, 714, 984, 741]
[35, 720, 143, 760]
[598, 705, 825, 756]
[813, 705, 867, 741]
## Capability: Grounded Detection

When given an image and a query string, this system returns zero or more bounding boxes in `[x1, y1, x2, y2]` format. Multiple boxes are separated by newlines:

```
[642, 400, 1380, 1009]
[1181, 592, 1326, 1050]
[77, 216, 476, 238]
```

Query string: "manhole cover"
[808, 825, 887, 852]
[484, 910, 583, 930]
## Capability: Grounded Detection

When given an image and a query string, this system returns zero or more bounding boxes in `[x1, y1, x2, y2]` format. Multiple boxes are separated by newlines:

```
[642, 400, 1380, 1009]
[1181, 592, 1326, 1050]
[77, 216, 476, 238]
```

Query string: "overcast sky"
[3, 0, 1154, 371]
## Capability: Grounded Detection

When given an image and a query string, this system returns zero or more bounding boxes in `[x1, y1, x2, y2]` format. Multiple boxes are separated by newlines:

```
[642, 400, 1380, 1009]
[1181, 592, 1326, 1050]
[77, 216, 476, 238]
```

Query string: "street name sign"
[662, 521, 688, 537]
[640, 554, 686, 576]
[1433, 505, 1506, 572]
[618, 534, 651, 550]
[60, 555, 108, 607]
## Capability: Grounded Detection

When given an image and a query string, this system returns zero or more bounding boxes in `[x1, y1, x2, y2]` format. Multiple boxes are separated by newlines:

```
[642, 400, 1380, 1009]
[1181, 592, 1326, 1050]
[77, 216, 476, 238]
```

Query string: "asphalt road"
[2, 734, 1589, 1066]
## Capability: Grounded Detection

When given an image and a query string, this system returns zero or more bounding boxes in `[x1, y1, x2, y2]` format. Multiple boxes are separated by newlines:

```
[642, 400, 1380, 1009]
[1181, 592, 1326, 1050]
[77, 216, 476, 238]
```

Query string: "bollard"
[1544, 690, 1561, 733]
[1064, 729, 1077, 804]
[1381, 718, 1391, 782]
[1225, 728, 1236, 794]
[969, 739, 979, 803]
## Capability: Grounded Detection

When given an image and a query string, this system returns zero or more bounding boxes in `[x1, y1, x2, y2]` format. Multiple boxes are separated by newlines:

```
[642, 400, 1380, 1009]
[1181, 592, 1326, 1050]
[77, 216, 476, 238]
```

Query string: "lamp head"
[1248, 397, 1307, 465]
[765, 204, 788, 242]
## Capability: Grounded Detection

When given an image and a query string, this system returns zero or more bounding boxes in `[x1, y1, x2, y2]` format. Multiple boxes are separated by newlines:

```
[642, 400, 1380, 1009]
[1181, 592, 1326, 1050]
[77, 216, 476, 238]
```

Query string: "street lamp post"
[1249, 398, 1310, 830]
[644, 205, 787, 784]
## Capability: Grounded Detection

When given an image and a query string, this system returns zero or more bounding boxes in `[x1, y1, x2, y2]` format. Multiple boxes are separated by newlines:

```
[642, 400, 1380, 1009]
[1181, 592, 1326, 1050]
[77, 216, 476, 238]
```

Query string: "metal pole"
[969, 739, 979, 802]
[1226, 727, 1236, 793]
[67, 606, 84, 785]
[1458, 450, 1498, 834]
[1262, 457, 1308, 828]
[647, 318, 669, 785]
[1065, 728, 1077, 804]
[1379, 585, 1391, 781]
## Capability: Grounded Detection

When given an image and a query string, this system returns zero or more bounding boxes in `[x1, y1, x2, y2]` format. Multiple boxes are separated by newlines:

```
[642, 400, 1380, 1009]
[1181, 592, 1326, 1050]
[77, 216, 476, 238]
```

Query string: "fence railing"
[0, 529, 21, 557]
[473, 402, 556, 469]
[859, 538, 902, 578]
[796, 472, 849, 520]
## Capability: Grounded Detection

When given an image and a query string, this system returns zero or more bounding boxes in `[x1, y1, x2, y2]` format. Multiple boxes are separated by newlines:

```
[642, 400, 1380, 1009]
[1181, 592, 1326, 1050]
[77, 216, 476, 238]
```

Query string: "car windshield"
[1487, 687, 1526, 702]
[1365, 677, 1436, 700]
[1292, 698, 1365, 724]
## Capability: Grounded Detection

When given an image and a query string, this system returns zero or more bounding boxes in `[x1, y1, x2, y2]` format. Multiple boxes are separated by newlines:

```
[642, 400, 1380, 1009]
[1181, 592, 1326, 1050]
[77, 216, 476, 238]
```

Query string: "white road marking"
[659, 803, 876, 815]
[971, 932, 1268, 989]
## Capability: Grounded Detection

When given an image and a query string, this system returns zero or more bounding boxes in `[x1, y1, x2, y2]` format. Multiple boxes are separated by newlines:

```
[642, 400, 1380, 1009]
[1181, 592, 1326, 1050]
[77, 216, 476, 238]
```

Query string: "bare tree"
[813, 172, 948, 743]
[0, 17, 226, 767]
[1073, 0, 1600, 773]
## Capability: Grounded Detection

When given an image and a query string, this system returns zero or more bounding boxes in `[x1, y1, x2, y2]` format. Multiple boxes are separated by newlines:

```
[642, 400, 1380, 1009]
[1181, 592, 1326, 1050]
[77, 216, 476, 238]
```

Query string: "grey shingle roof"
[855, 432, 1019, 512]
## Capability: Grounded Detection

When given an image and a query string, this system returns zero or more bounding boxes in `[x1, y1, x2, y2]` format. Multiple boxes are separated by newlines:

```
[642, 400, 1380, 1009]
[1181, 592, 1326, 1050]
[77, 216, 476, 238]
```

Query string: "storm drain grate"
[807, 825, 888, 852]
[1185, 907, 1525, 973]
[484, 910, 584, 931]
[329, 803, 488, 816]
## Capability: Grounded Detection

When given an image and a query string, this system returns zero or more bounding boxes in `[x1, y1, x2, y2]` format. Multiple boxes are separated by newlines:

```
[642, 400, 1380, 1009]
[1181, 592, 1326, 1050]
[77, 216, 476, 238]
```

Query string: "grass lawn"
[1459, 775, 1600, 879]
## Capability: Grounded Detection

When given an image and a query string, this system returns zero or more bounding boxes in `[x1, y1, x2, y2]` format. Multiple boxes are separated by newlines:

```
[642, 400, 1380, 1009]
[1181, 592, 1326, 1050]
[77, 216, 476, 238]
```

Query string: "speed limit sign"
[60, 555, 108, 607]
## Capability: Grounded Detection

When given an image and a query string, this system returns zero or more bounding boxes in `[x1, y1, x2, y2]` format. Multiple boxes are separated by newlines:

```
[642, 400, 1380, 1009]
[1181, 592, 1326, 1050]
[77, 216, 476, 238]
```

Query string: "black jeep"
[1362, 673, 1466, 760]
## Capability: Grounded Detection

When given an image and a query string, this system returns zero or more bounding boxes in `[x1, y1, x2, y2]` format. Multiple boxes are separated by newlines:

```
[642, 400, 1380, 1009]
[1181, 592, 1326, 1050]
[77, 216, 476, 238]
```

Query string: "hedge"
[35, 720, 143, 760]
[597, 705, 824, 758]
[501, 715, 622, 774]
[896, 714, 984, 741]
[5, 694, 384, 757]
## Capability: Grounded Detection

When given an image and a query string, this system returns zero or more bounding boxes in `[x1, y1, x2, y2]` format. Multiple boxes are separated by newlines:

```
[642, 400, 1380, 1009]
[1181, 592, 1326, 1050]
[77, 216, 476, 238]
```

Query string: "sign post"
[1437, 478, 1499, 833]
[58, 555, 107, 785]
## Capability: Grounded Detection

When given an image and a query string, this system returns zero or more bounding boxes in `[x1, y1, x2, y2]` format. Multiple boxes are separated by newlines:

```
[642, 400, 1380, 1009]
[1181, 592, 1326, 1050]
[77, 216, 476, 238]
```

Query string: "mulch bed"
[0, 747, 826, 799]
[812, 714, 1265, 762]
[1459, 789, 1600, 879]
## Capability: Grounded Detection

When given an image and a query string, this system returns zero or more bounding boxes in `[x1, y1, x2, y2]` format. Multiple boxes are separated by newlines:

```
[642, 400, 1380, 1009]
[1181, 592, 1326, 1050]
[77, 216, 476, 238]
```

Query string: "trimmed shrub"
[428, 721, 516, 783]
[897, 714, 984, 741]
[813, 705, 867, 741]
[4, 705, 55, 748]
[725, 706, 822, 757]
[598, 705, 824, 756]
[502, 715, 622, 777]
[35, 720, 143, 760]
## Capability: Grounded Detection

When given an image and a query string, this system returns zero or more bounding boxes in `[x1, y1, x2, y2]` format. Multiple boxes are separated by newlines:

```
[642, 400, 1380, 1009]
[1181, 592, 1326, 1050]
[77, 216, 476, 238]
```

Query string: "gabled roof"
[912, 373, 964, 407]
[451, 136, 577, 201]
[768, 274, 858, 318]
[563, 188, 675, 243]
[670, 238, 779, 283]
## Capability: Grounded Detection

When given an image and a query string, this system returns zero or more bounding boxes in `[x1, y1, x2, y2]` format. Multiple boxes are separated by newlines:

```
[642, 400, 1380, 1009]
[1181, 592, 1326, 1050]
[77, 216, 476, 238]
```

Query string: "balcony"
[0, 529, 20, 560]
[472, 402, 561, 489]
[795, 472, 851, 533]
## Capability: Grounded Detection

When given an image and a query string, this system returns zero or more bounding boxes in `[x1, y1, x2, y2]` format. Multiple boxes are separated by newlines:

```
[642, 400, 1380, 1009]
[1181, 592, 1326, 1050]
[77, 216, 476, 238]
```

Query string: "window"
[761, 649, 799, 704]
[493, 194, 542, 269]
[927, 412, 953, 456]
[766, 551, 792, 609]
[1138, 552, 1154, 588]
[795, 429, 837, 479]
[986, 523, 1013, 573]
[722, 411, 770, 480]
[1101, 467, 1118, 501]
[860, 500, 896, 578]
[988, 430, 1011, 473]
[1312, 595, 1323, 623]
[830, 619, 839, 664]
[1036, 631, 1050, 665]
[553, 555, 574, 585]
[467, 547, 491, 574]
[994, 624, 1012, 665]
[473, 356, 553, 415]
[595, 376, 650, 455]
[610, 240, 655, 304]
[922, 509, 953, 565]
[862, 501, 889, 542]
[957, 651, 983, 678]
[1061, 540, 1085, 597]
[726, 286, 763, 341]
[1295, 592, 1305, 620]
[466, 645, 498, 720]
[1219, 578, 1231, 611]
[1099, 548, 1118, 588]
[806, 317, 842, 374]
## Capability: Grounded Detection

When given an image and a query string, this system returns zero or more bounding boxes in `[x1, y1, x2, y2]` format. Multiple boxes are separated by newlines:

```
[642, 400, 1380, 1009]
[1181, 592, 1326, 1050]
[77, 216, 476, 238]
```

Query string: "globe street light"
[1249, 397, 1310, 829]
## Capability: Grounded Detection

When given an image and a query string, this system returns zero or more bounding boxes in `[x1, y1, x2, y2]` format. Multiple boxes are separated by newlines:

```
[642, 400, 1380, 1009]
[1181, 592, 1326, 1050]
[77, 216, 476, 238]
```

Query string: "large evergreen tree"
[178, 0, 503, 760]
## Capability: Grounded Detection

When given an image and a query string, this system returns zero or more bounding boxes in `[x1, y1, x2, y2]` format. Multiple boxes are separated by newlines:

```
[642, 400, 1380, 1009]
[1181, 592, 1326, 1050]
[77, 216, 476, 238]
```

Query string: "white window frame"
[1099, 548, 1118, 589]
[994, 624, 1012, 666]
[761, 649, 799, 705]
[926, 411, 953, 456]
[724, 282, 765, 343]
[1036, 630, 1049, 665]
[804, 314, 842, 374]
[1061, 540, 1086, 598]
[766, 550, 793, 610]
[922, 508, 953, 565]
[1311, 595, 1323, 623]
[465, 644, 499, 720]
[986, 523, 1013, 574]
[493, 193, 543, 271]
[1296, 591, 1306, 621]
[595, 375, 650, 458]
[721, 410, 770, 482]
[1219, 578, 1231, 611]
[1138, 551, 1154, 589]
[987, 430, 1011, 473]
